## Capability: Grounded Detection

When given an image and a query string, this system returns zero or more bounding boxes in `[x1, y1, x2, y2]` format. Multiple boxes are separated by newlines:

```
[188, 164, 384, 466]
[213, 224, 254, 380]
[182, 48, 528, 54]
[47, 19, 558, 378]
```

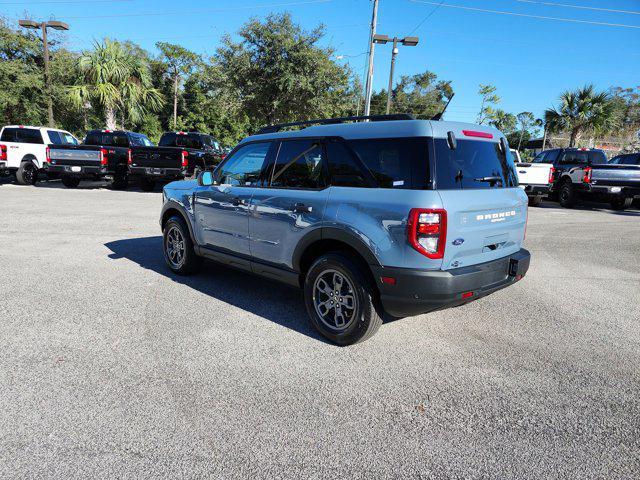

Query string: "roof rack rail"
[256, 113, 416, 134]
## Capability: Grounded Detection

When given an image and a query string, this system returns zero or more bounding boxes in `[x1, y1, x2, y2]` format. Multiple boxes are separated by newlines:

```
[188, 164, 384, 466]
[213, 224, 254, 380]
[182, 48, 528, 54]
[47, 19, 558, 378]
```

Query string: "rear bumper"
[587, 184, 640, 198]
[373, 248, 531, 318]
[520, 184, 549, 196]
[46, 164, 109, 178]
[129, 166, 186, 180]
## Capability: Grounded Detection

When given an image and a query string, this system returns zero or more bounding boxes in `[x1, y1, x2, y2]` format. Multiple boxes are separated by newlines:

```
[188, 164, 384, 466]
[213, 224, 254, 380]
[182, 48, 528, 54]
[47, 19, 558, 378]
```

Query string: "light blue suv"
[160, 115, 530, 345]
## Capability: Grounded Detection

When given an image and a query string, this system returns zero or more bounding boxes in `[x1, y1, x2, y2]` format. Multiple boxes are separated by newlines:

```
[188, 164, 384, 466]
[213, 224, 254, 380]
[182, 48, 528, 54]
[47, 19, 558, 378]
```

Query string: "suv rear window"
[434, 139, 519, 189]
[346, 138, 429, 189]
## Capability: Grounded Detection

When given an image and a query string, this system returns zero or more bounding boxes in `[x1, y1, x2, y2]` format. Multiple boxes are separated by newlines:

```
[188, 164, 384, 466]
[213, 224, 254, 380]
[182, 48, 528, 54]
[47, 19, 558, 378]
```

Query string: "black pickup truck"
[129, 131, 223, 191]
[47, 130, 185, 190]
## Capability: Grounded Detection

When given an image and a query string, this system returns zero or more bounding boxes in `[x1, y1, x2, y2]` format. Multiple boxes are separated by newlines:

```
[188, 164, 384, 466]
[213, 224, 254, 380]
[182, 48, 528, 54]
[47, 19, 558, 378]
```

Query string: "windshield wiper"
[474, 176, 503, 186]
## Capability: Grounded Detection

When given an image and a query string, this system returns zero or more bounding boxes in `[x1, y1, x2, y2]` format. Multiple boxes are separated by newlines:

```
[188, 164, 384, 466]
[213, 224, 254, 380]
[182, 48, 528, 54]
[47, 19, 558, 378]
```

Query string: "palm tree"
[70, 39, 164, 130]
[544, 85, 615, 148]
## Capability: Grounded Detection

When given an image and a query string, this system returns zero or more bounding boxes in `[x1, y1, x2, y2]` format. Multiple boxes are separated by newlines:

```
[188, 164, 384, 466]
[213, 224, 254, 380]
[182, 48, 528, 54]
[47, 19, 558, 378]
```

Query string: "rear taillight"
[127, 148, 132, 165]
[407, 208, 447, 259]
[582, 167, 592, 184]
[181, 150, 189, 168]
[0, 144, 7, 161]
[548, 166, 555, 184]
[100, 148, 108, 166]
[462, 130, 493, 139]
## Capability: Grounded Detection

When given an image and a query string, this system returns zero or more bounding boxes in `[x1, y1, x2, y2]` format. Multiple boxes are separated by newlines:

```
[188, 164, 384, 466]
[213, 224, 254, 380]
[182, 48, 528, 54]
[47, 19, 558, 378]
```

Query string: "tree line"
[1, 13, 638, 150]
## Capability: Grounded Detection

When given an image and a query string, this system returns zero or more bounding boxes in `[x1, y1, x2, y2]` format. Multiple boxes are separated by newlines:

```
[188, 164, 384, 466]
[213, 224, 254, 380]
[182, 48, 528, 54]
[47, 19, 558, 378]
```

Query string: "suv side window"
[216, 142, 271, 186]
[16, 128, 44, 144]
[269, 139, 325, 189]
[325, 139, 370, 188]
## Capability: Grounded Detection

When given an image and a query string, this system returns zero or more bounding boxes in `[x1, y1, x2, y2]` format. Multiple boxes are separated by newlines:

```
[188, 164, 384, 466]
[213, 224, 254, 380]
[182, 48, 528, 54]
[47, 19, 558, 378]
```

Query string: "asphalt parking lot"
[1, 178, 639, 479]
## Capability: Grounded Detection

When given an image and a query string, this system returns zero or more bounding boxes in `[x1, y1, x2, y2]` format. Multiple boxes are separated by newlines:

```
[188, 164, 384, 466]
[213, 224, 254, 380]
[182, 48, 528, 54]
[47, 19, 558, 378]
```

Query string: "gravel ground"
[1, 178, 639, 479]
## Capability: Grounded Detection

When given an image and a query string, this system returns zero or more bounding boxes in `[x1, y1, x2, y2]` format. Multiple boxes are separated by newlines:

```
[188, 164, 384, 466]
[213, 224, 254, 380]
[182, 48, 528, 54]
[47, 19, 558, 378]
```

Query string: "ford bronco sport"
[160, 115, 531, 345]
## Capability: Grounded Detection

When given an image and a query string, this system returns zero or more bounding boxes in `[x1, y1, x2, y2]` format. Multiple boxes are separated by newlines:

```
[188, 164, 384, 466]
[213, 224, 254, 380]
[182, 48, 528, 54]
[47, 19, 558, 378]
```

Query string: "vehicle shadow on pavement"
[104, 236, 332, 343]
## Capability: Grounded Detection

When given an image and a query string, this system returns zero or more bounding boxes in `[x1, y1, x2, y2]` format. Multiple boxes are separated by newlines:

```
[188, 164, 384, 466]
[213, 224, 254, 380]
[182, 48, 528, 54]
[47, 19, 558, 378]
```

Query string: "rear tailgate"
[516, 162, 552, 186]
[590, 164, 640, 187]
[49, 145, 102, 167]
[438, 189, 527, 270]
[130, 147, 184, 170]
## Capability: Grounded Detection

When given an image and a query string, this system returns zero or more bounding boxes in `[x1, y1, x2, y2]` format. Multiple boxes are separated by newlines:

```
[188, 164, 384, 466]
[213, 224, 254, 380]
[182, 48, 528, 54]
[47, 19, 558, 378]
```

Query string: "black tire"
[559, 181, 576, 208]
[162, 215, 201, 275]
[528, 196, 543, 207]
[610, 197, 632, 211]
[304, 252, 382, 346]
[111, 173, 129, 190]
[16, 161, 38, 185]
[61, 176, 80, 188]
[140, 178, 155, 192]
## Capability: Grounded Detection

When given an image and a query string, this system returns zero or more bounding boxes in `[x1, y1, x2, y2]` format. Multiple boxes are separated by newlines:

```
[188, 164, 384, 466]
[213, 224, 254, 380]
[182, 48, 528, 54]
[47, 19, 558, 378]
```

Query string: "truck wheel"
[111, 173, 129, 190]
[559, 182, 576, 208]
[140, 178, 155, 192]
[163, 215, 201, 275]
[61, 176, 80, 188]
[528, 196, 542, 207]
[16, 161, 38, 185]
[610, 197, 632, 211]
[304, 253, 382, 346]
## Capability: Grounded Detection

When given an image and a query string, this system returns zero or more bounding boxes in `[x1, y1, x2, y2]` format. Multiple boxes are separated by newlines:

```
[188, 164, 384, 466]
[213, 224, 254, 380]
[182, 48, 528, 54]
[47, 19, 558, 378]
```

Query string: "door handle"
[292, 203, 312, 213]
[232, 197, 247, 206]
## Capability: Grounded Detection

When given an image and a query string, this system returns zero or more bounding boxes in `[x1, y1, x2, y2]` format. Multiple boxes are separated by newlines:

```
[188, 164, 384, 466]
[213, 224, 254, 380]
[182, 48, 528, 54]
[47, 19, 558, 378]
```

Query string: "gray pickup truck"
[554, 150, 640, 210]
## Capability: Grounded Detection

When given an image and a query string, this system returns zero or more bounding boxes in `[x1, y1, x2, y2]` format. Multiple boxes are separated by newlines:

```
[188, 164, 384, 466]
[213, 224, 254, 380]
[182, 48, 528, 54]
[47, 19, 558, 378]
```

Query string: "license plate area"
[65, 166, 82, 173]
[147, 168, 164, 175]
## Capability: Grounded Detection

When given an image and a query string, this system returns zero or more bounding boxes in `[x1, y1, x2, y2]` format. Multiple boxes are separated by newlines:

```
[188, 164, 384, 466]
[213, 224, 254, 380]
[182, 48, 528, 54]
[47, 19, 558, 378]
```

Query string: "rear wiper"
[474, 176, 503, 186]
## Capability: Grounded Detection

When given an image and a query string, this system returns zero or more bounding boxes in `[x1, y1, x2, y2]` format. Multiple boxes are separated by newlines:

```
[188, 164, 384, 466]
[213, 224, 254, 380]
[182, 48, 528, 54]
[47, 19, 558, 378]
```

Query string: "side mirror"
[199, 171, 214, 186]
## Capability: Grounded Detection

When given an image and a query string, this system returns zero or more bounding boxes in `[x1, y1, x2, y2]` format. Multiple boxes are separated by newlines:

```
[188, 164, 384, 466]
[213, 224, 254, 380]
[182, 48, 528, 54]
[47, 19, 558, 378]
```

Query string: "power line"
[64, 0, 332, 20]
[515, 0, 640, 16]
[408, 0, 640, 29]
[409, 0, 444, 35]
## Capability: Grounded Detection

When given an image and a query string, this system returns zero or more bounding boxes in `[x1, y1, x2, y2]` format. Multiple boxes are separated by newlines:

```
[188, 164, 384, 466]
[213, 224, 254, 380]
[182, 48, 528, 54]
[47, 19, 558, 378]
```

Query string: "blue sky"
[4, 0, 639, 124]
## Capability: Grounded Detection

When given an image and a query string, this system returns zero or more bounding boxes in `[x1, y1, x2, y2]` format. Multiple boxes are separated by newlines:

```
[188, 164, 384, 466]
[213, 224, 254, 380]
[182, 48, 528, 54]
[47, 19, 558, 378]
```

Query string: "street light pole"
[372, 34, 419, 115]
[385, 37, 399, 114]
[19, 19, 69, 127]
[363, 0, 379, 117]
[40, 23, 53, 127]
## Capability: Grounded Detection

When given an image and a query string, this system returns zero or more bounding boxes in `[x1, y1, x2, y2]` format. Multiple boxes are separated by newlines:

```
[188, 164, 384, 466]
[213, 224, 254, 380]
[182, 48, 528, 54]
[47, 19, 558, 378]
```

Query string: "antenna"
[431, 93, 455, 121]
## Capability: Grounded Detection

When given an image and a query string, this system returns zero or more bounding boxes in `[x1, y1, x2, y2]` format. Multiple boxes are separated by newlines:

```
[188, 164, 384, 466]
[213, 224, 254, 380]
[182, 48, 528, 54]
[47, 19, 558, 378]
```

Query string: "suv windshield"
[434, 139, 519, 189]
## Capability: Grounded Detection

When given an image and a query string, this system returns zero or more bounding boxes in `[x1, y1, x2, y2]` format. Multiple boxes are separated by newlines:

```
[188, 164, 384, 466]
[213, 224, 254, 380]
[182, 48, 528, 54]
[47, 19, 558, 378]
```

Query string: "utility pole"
[19, 19, 69, 127]
[363, 0, 379, 117]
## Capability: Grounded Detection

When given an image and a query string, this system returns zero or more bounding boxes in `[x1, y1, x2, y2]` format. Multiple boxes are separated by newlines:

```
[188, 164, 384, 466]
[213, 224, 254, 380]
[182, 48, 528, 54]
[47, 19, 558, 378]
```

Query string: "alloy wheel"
[166, 226, 186, 269]
[312, 269, 357, 331]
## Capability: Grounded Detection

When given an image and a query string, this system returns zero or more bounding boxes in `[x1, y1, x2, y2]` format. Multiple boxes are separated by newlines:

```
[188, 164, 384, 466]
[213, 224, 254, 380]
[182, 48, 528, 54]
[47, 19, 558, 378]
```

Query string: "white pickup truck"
[515, 150, 556, 206]
[0, 125, 79, 185]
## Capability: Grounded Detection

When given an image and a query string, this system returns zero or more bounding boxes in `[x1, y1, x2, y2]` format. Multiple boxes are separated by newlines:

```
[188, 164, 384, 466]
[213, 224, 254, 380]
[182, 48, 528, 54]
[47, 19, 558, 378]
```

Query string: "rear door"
[433, 135, 527, 270]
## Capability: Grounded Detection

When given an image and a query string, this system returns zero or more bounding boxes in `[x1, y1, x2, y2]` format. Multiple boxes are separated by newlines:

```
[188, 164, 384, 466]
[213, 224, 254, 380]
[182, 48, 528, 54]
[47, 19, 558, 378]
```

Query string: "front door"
[194, 141, 273, 257]
[250, 139, 329, 270]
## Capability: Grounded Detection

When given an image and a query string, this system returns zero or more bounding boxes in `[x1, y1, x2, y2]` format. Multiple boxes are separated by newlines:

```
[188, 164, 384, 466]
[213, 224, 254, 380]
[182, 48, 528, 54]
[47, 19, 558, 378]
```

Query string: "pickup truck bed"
[560, 163, 640, 210]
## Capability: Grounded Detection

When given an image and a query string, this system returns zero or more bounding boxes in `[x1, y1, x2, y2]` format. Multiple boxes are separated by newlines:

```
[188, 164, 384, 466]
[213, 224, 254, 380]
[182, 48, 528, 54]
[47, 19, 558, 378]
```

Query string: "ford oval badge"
[452, 238, 465, 246]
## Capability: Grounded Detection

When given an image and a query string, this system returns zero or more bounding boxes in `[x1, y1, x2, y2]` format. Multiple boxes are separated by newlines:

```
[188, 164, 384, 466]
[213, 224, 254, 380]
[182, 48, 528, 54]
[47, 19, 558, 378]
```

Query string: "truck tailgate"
[130, 147, 183, 169]
[591, 165, 640, 187]
[49, 148, 102, 166]
[516, 162, 552, 185]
